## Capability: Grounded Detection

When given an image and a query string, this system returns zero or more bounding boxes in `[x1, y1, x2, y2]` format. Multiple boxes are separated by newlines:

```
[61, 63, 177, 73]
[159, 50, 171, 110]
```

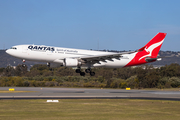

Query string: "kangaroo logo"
[138, 39, 164, 61]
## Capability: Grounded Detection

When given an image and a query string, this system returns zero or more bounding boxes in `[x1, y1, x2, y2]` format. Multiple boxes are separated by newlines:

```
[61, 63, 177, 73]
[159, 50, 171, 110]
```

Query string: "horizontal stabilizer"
[145, 56, 172, 62]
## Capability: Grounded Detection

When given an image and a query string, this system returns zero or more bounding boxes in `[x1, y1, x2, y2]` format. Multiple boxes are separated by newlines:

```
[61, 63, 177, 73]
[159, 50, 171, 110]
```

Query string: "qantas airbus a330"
[6, 32, 166, 76]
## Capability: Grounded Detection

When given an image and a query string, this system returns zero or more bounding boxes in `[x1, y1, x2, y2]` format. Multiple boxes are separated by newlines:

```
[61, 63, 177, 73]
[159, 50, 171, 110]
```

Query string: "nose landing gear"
[47, 62, 53, 71]
[22, 59, 27, 67]
[47, 62, 50, 67]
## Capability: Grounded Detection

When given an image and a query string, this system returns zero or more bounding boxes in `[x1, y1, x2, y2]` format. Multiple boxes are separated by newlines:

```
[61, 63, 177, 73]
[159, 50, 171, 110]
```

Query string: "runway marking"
[0, 90, 36, 93]
[47, 100, 59, 102]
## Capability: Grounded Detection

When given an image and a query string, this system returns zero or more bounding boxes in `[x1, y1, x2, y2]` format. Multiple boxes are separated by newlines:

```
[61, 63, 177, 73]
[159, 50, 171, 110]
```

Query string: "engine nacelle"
[64, 58, 81, 67]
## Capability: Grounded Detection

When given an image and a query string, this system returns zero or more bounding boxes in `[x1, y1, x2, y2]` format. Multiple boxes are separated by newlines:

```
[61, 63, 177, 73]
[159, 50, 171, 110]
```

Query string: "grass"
[0, 99, 180, 120]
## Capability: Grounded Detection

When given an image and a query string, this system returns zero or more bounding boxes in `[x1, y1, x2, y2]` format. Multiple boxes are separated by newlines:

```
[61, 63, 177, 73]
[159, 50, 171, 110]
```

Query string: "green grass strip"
[0, 99, 180, 120]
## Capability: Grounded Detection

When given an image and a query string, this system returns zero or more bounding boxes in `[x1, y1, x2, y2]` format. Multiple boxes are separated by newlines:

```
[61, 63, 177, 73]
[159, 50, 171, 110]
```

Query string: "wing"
[76, 51, 136, 64]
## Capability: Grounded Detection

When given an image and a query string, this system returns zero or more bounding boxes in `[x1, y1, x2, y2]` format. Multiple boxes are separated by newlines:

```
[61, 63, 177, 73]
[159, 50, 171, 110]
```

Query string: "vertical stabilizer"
[125, 32, 166, 67]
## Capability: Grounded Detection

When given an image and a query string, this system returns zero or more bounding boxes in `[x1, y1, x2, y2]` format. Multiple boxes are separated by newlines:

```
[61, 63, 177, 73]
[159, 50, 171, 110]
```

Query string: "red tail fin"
[138, 32, 166, 58]
[125, 32, 167, 67]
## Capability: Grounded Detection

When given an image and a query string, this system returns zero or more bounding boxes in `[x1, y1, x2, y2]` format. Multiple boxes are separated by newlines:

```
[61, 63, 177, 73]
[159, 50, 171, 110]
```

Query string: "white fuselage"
[6, 45, 136, 68]
[5, 33, 167, 74]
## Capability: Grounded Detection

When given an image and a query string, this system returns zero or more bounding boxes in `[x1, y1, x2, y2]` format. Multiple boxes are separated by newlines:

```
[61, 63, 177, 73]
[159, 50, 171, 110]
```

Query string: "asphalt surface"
[0, 87, 180, 100]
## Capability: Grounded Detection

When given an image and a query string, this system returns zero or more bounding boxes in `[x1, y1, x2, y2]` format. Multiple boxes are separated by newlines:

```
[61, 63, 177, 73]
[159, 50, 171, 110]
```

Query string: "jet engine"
[64, 58, 81, 67]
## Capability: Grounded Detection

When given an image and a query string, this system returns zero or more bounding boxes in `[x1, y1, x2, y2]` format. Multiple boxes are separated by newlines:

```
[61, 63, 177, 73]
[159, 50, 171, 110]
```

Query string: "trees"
[15, 64, 28, 76]
[1, 63, 180, 88]
[160, 63, 180, 77]
[3, 66, 15, 77]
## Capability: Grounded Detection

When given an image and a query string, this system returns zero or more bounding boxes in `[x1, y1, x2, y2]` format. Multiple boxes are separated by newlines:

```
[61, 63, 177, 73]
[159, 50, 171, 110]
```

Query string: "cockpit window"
[10, 47, 17, 50]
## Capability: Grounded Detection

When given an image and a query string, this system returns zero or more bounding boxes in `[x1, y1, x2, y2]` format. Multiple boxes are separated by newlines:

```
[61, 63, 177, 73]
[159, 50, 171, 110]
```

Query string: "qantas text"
[28, 45, 55, 51]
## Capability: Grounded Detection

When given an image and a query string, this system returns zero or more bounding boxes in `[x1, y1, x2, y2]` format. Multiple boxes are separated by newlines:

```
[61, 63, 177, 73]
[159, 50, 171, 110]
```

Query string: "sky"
[0, 0, 180, 51]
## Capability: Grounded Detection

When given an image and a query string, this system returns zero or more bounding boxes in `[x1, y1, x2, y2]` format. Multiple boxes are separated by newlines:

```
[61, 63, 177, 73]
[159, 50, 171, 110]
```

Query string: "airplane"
[6, 32, 167, 76]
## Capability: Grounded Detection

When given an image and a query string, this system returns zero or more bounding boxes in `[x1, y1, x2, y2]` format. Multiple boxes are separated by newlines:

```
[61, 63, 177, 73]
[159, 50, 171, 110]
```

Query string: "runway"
[0, 87, 180, 100]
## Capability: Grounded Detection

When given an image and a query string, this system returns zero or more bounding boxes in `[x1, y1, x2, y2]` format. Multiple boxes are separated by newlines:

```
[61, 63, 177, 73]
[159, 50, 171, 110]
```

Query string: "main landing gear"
[76, 69, 85, 76]
[76, 68, 95, 76]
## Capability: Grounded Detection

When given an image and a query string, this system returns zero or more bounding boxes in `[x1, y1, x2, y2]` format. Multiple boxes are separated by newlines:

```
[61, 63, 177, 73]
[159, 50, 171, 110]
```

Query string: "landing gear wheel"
[90, 72, 95, 76]
[80, 72, 85, 76]
[85, 69, 91, 73]
[76, 69, 81, 73]
[22, 64, 27, 68]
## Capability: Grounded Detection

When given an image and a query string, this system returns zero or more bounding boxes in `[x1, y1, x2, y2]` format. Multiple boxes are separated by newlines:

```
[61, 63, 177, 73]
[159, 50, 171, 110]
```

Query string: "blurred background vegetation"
[0, 63, 180, 89]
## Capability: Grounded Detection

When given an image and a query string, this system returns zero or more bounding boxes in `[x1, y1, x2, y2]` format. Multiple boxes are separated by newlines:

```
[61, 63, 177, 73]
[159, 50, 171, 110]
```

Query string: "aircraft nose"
[6, 49, 11, 55]
[6, 49, 9, 54]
